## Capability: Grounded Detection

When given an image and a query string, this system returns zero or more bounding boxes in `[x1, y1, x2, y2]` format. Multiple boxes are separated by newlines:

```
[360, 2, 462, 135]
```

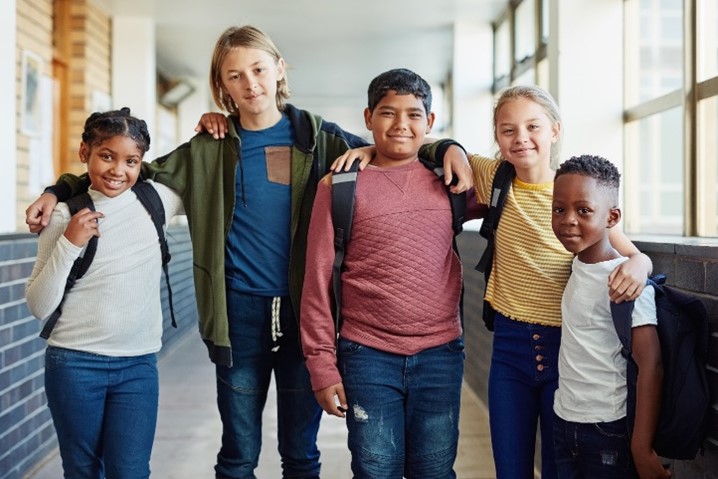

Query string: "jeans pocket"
[44, 346, 69, 372]
[594, 419, 628, 439]
[337, 337, 363, 356]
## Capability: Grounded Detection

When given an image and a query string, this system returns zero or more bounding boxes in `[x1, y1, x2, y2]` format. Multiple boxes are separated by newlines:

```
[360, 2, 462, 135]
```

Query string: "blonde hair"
[209, 25, 291, 115]
[493, 85, 563, 169]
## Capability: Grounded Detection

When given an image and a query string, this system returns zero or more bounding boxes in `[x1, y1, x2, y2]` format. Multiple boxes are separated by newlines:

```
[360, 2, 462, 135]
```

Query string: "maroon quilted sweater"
[300, 160, 463, 391]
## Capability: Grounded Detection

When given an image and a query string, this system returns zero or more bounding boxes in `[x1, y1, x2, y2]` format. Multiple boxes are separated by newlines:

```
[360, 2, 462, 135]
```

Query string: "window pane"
[697, 96, 718, 236]
[541, 0, 549, 43]
[625, 0, 683, 106]
[625, 107, 684, 235]
[697, 0, 718, 81]
[495, 20, 511, 80]
[515, 0, 535, 62]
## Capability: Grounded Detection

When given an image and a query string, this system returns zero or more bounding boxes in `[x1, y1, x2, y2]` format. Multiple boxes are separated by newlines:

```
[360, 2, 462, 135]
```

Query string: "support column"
[112, 16, 157, 159]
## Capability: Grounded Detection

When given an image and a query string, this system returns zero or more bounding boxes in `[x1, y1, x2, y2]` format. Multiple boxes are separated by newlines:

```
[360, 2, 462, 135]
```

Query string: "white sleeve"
[25, 206, 83, 320]
[631, 284, 657, 328]
[151, 180, 185, 218]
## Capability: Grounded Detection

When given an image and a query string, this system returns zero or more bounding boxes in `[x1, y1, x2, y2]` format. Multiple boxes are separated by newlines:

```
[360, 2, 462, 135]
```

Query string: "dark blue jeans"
[338, 336, 465, 479]
[553, 414, 637, 479]
[215, 291, 322, 479]
[488, 313, 561, 479]
[44, 346, 158, 479]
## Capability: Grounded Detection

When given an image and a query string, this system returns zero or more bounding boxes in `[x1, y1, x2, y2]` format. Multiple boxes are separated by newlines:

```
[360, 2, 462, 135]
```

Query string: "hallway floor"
[26, 331, 495, 478]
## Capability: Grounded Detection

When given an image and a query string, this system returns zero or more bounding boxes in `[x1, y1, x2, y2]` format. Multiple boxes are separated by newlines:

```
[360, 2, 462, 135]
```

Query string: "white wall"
[452, 21, 495, 156]
[557, 0, 624, 164]
[1, 0, 17, 232]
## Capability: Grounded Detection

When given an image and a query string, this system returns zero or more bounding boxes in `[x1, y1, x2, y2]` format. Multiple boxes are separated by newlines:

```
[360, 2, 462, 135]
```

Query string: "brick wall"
[457, 231, 718, 479]
[0, 226, 197, 479]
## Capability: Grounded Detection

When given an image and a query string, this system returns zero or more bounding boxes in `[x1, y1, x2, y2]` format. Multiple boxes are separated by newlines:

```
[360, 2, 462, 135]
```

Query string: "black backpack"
[330, 159, 466, 335]
[474, 160, 516, 331]
[610, 274, 710, 460]
[39, 180, 176, 339]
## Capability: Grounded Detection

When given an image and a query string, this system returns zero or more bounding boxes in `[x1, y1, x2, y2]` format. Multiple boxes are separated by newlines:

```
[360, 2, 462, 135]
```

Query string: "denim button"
[537, 364, 544, 371]
[532, 334, 541, 340]
[535, 354, 543, 361]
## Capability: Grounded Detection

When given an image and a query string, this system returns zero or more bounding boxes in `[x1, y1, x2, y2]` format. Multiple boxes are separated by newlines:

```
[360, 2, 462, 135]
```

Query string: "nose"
[515, 128, 529, 142]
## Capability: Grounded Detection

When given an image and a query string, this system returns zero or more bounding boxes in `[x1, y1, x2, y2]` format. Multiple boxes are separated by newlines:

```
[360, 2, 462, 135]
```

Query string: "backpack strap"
[40, 193, 97, 339]
[418, 157, 467, 235]
[331, 161, 360, 337]
[475, 160, 516, 274]
[132, 181, 176, 328]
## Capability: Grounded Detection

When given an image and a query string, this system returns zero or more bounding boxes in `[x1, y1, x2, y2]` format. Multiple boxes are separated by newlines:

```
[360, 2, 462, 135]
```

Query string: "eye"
[409, 112, 424, 119]
[254, 67, 265, 75]
[100, 153, 112, 161]
[528, 124, 540, 131]
[578, 207, 592, 215]
[552, 206, 564, 214]
[127, 158, 140, 166]
[501, 128, 514, 135]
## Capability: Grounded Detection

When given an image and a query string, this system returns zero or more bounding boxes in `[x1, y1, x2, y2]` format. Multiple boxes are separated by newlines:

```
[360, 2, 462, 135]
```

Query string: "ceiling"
[100, 0, 507, 112]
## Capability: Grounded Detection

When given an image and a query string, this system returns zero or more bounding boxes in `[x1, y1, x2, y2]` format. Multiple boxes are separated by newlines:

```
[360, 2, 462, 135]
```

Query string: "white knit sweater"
[26, 181, 183, 356]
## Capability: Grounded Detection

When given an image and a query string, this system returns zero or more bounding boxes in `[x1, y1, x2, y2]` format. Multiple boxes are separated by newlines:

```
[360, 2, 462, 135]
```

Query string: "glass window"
[625, 0, 683, 107]
[540, 0, 549, 43]
[495, 19, 511, 81]
[697, 96, 718, 236]
[515, 0, 535, 62]
[625, 107, 684, 235]
[697, 0, 718, 81]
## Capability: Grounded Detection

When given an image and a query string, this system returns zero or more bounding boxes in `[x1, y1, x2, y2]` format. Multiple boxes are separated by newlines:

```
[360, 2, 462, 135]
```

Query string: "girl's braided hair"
[81, 107, 151, 154]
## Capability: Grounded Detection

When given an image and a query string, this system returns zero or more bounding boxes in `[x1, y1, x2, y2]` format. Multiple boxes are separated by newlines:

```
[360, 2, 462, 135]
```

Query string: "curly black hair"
[81, 107, 151, 154]
[555, 154, 620, 191]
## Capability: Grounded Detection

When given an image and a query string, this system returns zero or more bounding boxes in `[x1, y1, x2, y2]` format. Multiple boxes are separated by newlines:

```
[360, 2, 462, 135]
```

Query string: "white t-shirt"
[553, 256, 657, 423]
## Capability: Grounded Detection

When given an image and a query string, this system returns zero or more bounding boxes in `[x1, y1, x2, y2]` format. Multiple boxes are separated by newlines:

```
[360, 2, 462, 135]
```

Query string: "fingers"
[64, 209, 104, 247]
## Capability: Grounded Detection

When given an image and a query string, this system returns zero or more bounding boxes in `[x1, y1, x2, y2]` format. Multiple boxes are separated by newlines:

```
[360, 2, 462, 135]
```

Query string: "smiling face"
[495, 97, 560, 178]
[220, 46, 285, 130]
[364, 90, 435, 167]
[82, 135, 143, 198]
[551, 172, 621, 263]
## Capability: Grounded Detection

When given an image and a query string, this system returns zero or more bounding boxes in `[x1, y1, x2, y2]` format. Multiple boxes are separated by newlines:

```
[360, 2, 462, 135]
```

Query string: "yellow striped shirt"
[471, 154, 573, 327]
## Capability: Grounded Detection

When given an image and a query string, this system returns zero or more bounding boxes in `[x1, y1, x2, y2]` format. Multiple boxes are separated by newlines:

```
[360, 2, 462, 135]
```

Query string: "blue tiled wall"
[0, 226, 197, 479]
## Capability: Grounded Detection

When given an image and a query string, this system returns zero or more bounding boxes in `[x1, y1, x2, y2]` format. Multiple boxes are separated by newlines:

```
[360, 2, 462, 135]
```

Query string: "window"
[624, 0, 718, 237]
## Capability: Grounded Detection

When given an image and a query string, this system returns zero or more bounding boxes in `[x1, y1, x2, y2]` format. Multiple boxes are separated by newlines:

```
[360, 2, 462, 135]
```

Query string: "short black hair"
[555, 155, 621, 194]
[367, 68, 432, 114]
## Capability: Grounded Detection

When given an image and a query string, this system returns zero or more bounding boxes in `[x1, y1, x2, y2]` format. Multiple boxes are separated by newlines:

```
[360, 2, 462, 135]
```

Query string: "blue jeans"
[488, 313, 561, 479]
[215, 291, 322, 479]
[338, 336, 465, 479]
[553, 414, 637, 479]
[44, 346, 158, 479]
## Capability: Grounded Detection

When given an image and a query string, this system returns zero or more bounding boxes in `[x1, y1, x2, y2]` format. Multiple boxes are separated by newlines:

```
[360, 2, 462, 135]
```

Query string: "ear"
[364, 107, 373, 130]
[78, 142, 89, 163]
[607, 207, 621, 228]
[276, 57, 286, 81]
[425, 111, 436, 134]
[551, 121, 561, 144]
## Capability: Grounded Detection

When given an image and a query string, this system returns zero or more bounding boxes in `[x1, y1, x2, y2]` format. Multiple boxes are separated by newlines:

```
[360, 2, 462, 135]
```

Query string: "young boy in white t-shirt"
[550, 155, 670, 479]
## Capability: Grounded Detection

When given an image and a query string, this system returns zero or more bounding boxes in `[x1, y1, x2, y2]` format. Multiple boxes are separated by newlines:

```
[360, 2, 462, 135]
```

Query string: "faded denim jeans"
[338, 336, 465, 479]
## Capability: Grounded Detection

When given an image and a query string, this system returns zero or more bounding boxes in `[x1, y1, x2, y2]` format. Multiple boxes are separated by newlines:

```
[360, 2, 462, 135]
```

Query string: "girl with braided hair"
[26, 107, 183, 479]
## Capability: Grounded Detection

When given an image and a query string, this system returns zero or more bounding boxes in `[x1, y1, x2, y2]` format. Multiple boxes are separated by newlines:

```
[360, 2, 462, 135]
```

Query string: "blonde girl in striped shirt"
[469, 85, 652, 479]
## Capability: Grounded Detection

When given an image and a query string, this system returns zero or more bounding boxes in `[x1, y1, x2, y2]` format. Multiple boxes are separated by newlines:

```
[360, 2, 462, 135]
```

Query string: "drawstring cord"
[271, 296, 283, 352]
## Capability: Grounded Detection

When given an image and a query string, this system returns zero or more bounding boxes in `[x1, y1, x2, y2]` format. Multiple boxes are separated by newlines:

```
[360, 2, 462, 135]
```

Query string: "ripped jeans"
[337, 337, 465, 479]
[553, 414, 637, 479]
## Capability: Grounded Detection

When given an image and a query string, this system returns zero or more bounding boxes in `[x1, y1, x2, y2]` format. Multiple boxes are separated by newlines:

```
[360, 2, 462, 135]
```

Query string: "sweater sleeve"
[300, 174, 343, 391]
[25, 206, 83, 320]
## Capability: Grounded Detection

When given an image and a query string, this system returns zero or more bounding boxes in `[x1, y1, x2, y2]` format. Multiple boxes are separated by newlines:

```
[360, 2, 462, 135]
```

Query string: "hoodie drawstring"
[271, 296, 283, 352]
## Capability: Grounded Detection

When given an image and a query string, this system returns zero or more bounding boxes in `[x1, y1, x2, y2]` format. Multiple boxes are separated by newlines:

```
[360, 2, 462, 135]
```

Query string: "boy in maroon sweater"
[300, 68, 469, 478]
